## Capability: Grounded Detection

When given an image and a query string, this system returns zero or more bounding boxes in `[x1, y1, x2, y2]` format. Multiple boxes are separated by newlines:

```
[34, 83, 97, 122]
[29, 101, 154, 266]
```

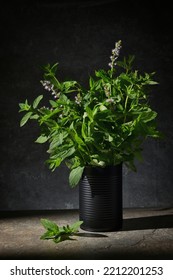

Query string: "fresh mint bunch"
[19, 40, 162, 187]
[40, 219, 83, 243]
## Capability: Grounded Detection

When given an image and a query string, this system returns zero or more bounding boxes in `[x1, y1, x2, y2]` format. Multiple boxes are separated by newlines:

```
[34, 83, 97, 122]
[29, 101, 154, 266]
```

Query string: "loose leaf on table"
[40, 219, 83, 244]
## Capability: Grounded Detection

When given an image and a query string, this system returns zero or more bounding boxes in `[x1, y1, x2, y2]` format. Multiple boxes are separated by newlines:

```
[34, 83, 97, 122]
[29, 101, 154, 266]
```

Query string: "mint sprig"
[40, 219, 83, 243]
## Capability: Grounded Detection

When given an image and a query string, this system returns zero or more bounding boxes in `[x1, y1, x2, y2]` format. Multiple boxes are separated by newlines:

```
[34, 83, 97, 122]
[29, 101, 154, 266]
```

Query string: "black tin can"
[79, 164, 122, 232]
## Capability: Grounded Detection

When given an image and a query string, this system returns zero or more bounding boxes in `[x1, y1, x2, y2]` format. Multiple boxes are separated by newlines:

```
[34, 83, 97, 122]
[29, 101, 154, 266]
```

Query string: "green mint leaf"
[35, 135, 48, 143]
[33, 95, 43, 109]
[71, 221, 83, 232]
[40, 231, 56, 240]
[20, 112, 33, 127]
[40, 218, 59, 232]
[69, 166, 84, 188]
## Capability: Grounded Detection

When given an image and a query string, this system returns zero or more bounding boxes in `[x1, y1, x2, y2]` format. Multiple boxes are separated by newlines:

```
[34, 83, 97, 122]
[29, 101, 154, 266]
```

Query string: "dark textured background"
[0, 0, 172, 210]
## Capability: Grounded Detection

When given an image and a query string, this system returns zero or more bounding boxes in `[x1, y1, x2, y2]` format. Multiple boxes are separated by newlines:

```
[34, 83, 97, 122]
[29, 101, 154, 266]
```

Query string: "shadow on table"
[122, 214, 173, 231]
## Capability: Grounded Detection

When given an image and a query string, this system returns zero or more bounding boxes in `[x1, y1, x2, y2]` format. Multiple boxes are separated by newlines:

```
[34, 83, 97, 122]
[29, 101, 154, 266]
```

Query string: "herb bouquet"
[19, 40, 160, 187]
[19, 40, 161, 231]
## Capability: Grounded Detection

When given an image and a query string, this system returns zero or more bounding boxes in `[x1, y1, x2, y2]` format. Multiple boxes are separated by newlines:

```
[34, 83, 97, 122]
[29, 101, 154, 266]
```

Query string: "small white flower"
[75, 95, 81, 104]
[109, 40, 122, 70]
[104, 85, 110, 97]
[106, 98, 114, 103]
[45, 85, 50, 91]
[51, 90, 56, 96]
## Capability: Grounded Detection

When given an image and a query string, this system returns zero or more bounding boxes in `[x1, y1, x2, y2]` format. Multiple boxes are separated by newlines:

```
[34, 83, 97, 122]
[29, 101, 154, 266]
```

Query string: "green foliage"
[19, 40, 162, 187]
[69, 166, 85, 188]
[40, 219, 83, 243]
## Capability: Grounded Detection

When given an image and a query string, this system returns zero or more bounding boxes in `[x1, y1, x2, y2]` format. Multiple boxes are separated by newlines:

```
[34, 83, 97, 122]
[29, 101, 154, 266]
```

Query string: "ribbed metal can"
[79, 165, 122, 232]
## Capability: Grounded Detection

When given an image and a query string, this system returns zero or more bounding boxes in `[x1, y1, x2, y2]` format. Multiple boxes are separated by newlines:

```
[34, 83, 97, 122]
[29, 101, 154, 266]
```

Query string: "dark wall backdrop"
[0, 0, 172, 210]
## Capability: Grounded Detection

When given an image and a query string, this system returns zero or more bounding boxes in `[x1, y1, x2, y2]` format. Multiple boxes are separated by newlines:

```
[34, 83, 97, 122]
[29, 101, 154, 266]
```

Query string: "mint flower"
[75, 94, 82, 105]
[40, 80, 52, 91]
[104, 84, 111, 97]
[108, 40, 122, 70]
[106, 98, 114, 103]
[40, 80, 60, 99]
